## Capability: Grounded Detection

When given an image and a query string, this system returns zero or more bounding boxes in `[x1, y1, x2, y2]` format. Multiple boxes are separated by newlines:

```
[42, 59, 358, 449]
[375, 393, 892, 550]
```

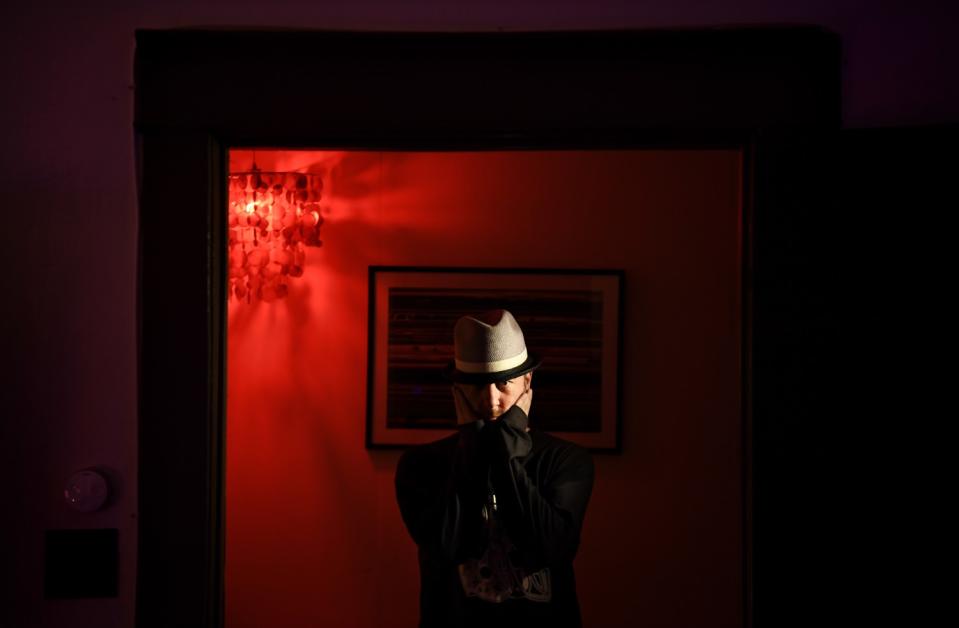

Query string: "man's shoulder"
[531, 429, 587, 452]
[397, 430, 461, 468]
[530, 430, 594, 468]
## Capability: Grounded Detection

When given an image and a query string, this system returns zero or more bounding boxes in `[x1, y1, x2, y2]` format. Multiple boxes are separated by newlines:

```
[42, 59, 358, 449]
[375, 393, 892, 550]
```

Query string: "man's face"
[454, 372, 532, 423]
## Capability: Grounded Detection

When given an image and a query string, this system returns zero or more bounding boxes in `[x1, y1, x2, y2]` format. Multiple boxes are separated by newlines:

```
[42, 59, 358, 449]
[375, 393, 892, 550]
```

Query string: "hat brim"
[443, 354, 542, 384]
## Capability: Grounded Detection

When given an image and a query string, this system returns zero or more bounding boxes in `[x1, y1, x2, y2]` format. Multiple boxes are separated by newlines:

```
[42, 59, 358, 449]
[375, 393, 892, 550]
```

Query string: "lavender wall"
[1, 2, 955, 627]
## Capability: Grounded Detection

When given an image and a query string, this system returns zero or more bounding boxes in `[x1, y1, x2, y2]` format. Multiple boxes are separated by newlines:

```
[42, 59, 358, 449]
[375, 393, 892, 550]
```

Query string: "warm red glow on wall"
[226, 149, 743, 628]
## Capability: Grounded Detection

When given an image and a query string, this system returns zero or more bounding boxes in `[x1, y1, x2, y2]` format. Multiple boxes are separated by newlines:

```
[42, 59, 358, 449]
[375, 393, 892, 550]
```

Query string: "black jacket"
[395, 406, 594, 628]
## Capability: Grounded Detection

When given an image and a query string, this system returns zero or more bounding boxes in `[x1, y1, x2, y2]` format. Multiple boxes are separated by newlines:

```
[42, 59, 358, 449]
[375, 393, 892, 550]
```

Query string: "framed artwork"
[366, 266, 623, 451]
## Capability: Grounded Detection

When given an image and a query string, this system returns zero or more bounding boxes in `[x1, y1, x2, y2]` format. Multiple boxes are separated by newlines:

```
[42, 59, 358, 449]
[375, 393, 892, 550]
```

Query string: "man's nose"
[481, 383, 501, 405]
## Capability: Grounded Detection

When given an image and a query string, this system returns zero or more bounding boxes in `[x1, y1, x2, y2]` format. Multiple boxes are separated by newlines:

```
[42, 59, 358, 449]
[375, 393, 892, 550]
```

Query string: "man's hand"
[513, 386, 533, 420]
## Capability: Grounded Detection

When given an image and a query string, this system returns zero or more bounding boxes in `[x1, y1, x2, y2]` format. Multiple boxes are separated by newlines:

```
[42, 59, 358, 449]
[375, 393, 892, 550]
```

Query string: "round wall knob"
[64, 469, 109, 513]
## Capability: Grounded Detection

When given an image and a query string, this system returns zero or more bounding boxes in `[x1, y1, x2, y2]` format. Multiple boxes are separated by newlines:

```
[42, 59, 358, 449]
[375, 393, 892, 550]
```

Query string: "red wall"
[225, 149, 742, 627]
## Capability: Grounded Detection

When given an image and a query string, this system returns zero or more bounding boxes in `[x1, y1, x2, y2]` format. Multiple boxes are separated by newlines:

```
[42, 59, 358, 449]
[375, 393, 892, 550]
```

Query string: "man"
[395, 309, 595, 628]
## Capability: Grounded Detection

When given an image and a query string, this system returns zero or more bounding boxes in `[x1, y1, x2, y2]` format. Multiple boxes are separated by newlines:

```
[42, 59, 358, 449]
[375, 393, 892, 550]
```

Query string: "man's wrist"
[499, 405, 529, 431]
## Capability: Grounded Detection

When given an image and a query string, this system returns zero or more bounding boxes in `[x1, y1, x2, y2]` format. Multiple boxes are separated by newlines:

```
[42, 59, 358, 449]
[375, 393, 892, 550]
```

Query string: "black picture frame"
[366, 267, 624, 450]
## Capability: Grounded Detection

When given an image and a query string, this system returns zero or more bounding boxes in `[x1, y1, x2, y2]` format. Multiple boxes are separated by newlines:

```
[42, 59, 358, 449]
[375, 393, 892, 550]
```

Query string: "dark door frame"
[134, 28, 839, 628]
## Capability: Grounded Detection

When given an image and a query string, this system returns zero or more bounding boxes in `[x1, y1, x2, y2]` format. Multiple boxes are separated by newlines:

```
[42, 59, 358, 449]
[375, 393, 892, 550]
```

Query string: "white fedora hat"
[445, 309, 542, 384]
